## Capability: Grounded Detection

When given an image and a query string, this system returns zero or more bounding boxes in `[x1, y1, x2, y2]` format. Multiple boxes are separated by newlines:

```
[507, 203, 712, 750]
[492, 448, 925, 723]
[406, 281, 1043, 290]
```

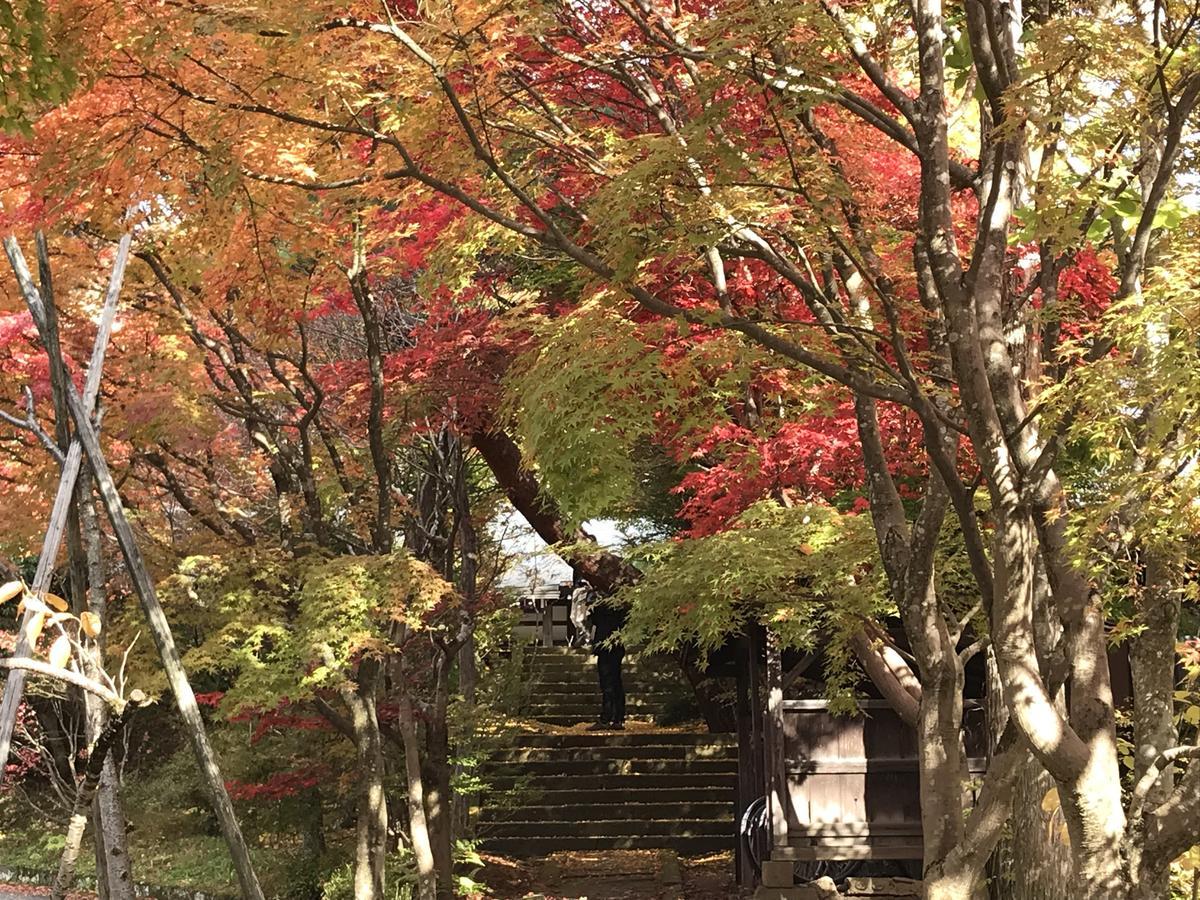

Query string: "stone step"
[504, 732, 735, 749]
[524, 701, 671, 718]
[486, 772, 738, 791]
[477, 834, 733, 856]
[488, 786, 736, 806]
[525, 692, 671, 705]
[490, 744, 737, 763]
[479, 817, 733, 839]
[484, 757, 737, 778]
[479, 801, 734, 822]
[529, 681, 675, 695]
[529, 666, 671, 681]
[529, 652, 672, 668]
[525, 690, 672, 704]
[523, 715, 692, 727]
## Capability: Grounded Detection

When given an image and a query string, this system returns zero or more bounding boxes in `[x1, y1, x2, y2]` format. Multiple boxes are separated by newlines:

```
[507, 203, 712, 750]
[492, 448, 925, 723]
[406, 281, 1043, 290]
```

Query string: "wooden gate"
[766, 698, 988, 862]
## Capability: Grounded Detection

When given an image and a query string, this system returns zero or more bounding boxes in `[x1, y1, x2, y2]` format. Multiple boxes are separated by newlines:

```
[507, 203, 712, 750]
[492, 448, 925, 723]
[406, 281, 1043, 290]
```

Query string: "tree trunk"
[398, 691, 437, 900]
[425, 654, 455, 900]
[51, 699, 140, 900]
[91, 808, 110, 900]
[300, 787, 326, 859]
[1129, 556, 1180, 900]
[343, 662, 387, 900]
[1059, 601, 1129, 899]
[985, 581, 1073, 900]
[458, 635, 477, 708]
[923, 865, 987, 900]
[77, 479, 134, 900]
[93, 757, 133, 900]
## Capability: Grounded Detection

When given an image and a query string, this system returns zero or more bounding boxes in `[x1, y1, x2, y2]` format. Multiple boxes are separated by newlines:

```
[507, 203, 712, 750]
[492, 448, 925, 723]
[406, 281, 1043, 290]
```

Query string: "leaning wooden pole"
[58, 326, 264, 900]
[0, 233, 129, 771]
[4, 237, 266, 900]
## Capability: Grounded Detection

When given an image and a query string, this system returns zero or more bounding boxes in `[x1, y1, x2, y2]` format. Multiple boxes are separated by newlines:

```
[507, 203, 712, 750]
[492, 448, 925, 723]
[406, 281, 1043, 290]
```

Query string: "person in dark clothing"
[588, 601, 628, 730]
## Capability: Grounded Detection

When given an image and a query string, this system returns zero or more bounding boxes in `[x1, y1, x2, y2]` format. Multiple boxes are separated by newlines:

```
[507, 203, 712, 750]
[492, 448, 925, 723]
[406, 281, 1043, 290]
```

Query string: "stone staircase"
[477, 646, 738, 857]
[518, 644, 681, 725]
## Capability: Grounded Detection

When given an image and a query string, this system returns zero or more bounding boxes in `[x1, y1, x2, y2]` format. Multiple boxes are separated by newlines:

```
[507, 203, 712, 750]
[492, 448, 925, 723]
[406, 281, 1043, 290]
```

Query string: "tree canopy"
[0, 0, 1199, 898]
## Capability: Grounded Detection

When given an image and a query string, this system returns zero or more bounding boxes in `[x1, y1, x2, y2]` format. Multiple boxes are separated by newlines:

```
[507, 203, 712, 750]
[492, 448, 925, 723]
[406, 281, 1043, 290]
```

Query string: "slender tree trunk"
[398, 690, 437, 900]
[425, 653, 455, 900]
[51, 699, 140, 900]
[458, 636, 477, 708]
[93, 758, 132, 899]
[92, 810, 110, 900]
[77, 479, 134, 900]
[300, 787, 326, 859]
[1129, 556, 1180, 899]
[341, 661, 387, 900]
[987, 563, 1074, 900]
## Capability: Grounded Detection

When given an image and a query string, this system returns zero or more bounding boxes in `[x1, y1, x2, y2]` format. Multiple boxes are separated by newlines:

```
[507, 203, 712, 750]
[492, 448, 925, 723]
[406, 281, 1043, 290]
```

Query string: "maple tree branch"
[1120, 71, 1200, 298]
[0, 386, 64, 464]
[848, 628, 920, 728]
[152, 16, 918, 408]
[0, 659, 123, 710]
[142, 121, 407, 192]
[346, 241, 394, 553]
[819, 0, 918, 125]
[143, 69, 404, 148]
[1138, 750, 1200, 881]
[139, 450, 253, 545]
[470, 429, 641, 594]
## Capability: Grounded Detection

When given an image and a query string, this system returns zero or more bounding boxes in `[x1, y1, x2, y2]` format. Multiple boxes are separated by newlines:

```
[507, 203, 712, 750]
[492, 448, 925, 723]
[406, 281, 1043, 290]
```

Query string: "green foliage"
[321, 853, 417, 900]
[0, 822, 71, 871]
[505, 299, 762, 525]
[319, 843, 483, 900]
[1044, 223, 1200, 607]
[618, 502, 889, 706]
[152, 549, 455, 714]
[0, 0, 77, 134]
[504, 298, 674, 523]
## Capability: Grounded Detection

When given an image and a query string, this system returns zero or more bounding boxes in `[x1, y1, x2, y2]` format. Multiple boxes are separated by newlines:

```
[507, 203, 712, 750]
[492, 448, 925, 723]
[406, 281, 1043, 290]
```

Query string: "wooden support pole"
[0, 233, 129, 773]
[541, 600, 553, 647]
[734, 633, 757, 885]
[765, 628, 788, 852]
[59, 351, 266, 900]
[2, 236, 265, 900]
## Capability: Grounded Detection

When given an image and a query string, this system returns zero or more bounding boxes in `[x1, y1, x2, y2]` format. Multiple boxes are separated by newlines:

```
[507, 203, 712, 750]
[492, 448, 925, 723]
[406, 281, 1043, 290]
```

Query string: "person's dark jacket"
[590, 601, 628, 649]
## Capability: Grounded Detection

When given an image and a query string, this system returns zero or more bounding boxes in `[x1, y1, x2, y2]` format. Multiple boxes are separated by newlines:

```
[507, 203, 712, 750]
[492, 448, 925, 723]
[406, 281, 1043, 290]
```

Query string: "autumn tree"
[2, 0, 1200, 898]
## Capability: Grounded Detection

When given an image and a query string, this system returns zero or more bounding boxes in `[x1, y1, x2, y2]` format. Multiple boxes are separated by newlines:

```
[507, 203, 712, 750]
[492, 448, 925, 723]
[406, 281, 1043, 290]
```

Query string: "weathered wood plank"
[765, 629, 787, 851]
[60, 374, 265, 900]
[0, 234, 130, 774]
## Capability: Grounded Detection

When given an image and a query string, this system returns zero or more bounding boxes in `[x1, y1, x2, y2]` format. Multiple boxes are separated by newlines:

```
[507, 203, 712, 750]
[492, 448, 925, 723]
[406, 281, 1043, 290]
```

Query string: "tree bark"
[471, 429, 640, 593]
[51, 698, 141, 900]
[424, 654, 455, 900]
[1128, 555, 1180, 899]
[76, 479, 134, 900]
[342, 661, 387, 900]
[398, 688, 437, 900]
